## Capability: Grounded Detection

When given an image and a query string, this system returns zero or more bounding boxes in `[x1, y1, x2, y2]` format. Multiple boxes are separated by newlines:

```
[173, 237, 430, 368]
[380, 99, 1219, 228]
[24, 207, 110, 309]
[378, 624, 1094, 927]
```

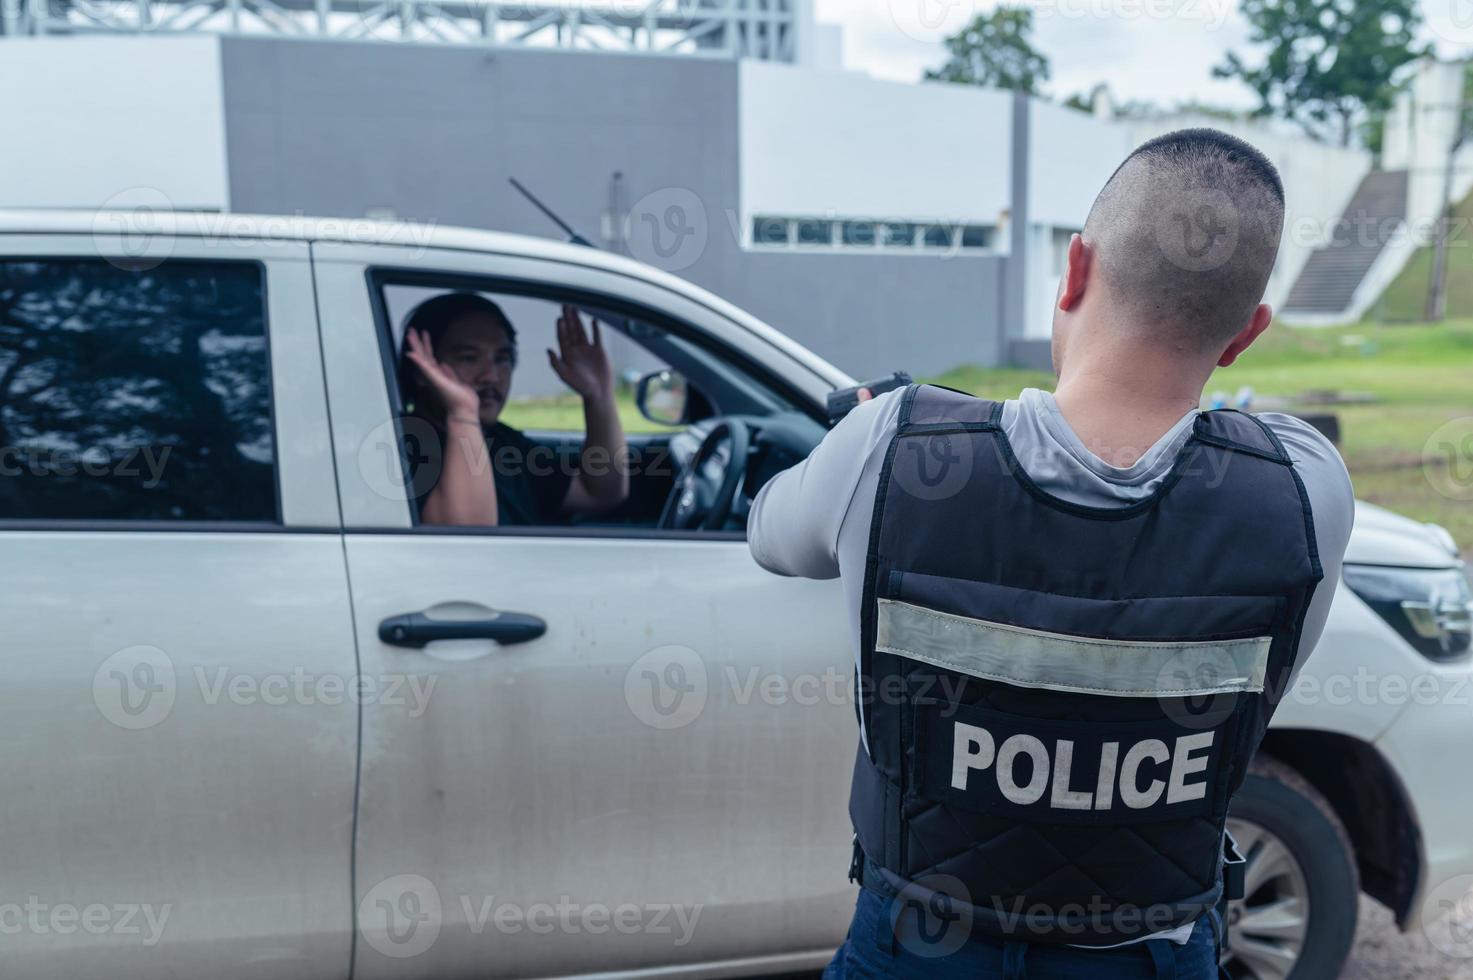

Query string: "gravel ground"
[1343, 895, 1473, 980]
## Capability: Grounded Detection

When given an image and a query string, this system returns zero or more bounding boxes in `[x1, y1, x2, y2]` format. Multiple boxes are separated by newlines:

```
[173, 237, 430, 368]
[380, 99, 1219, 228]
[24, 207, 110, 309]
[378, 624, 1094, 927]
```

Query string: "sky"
[813, 0, 1473, 109]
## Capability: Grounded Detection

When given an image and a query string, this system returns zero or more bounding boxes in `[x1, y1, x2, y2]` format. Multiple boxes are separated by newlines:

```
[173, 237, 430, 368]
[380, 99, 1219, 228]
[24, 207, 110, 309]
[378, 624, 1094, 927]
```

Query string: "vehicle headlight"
[1342, 564, 1473, 661]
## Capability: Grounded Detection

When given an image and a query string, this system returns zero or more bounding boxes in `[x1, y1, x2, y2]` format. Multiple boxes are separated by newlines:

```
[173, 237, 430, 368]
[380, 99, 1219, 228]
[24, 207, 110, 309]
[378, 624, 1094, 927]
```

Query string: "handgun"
[826, 372, 913, 425]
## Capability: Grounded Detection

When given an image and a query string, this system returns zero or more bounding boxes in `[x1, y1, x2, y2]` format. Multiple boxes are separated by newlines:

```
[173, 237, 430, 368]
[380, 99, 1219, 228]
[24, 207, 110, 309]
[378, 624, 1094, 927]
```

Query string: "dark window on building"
[922, 224, 955, 248]
[882, 223, 916, 247]
[841, 221, 877, 247]
[752, 217, 790, 246]
[962, 225, 993, 249]
[0, 259, 277, 522]
[795, 220, 832, 246]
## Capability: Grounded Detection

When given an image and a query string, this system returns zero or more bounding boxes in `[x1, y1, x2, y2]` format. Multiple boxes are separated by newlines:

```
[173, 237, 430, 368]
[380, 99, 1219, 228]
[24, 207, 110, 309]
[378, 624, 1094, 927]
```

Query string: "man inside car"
[399, 292, 629, 526]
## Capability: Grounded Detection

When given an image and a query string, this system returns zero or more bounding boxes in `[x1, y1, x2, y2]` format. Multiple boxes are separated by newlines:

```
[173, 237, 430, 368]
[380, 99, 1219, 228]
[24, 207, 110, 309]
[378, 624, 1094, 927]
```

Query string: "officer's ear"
[1217, 304, 1272, 368]
[1058, 234, 1091, 313]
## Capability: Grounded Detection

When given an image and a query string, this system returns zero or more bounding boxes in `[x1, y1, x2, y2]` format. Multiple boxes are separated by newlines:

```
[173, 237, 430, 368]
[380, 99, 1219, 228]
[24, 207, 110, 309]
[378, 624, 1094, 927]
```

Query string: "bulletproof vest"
[849, 385, 1323, 947]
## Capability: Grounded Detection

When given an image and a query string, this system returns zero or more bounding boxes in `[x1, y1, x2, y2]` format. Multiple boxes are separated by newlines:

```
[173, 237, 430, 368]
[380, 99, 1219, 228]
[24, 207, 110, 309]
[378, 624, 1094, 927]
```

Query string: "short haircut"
[1082, 128, 1285, 350]
[397, 292, 518, 416]
[402, 291, 517, 349]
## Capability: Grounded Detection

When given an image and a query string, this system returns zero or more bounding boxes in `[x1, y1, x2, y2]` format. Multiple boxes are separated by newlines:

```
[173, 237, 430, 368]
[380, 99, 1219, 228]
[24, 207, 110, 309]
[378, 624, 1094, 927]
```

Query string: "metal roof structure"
[1, 0, 802, 60]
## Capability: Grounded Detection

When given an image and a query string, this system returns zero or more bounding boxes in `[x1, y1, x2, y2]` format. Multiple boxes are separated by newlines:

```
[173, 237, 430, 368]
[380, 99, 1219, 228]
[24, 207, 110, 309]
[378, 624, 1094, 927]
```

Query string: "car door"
[0, 233, 357, 980]
[312, 240, 857, 979]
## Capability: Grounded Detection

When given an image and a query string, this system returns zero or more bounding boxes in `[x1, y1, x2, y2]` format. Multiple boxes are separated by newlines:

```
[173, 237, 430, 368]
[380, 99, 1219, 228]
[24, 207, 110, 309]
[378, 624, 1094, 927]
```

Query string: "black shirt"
[409, 419, 573, 527]
[485, 422, 573, 526]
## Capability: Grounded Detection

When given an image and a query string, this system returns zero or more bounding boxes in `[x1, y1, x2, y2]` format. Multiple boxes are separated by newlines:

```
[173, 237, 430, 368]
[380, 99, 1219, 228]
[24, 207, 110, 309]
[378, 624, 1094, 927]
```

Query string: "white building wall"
[738, 62, 1013, 238]
[1028, 101, 1132, 228]
[1126, 114, 1372, 316]
[1021, 101, 1132, 339]
[1384, 59, 1473, 236]
[0, 36, 230, 212]
[1018, 107, 1369, 340]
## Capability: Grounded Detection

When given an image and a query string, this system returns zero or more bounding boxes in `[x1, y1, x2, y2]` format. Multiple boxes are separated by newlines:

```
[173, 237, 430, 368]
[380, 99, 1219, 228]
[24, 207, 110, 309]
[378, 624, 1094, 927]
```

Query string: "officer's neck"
[1052, 338, 1211, 468]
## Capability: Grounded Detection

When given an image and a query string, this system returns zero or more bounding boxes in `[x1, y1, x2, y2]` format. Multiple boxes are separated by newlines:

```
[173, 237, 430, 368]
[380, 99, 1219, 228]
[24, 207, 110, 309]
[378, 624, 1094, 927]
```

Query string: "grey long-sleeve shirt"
[746, 386, 1355, 944]
[750, 386, 1353, 678]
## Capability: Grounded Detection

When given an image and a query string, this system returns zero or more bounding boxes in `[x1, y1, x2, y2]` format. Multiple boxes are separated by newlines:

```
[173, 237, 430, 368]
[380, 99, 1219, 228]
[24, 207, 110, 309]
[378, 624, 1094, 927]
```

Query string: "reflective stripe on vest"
[850, 384, 1323, 948]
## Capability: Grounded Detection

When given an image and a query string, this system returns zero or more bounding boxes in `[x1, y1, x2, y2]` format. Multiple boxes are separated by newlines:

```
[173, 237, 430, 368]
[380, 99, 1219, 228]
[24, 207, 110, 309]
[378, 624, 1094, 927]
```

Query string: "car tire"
[1223, 755, 1360, 980]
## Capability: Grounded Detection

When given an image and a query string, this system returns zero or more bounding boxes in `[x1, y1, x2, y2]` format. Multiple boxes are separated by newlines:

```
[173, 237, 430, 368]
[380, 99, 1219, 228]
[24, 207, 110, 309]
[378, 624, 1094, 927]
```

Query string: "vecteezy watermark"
[1153, 649, 1244, 731]
[358, 416, 447, 503]
[468, 0, 699, 28]
[894, 883, 1221, 951]
[622, 645, 1473, 733]
[359, 875, 443, 959]
[990, 894, 1218, 940]
[92, 187, 178, 271]
[0, 444, 171, 487]
[92, 647, 438, 730]
[891, 425, 977, 503]
[888, 878, 1223, 951]
[890, 874, 976, 958]
[1287, 212, 1473, 253]
[1424, 417, 1473, 503]
[624, 645, 709, 730]
[622, 647, 985, 731]
[888, 422, 1241, 507]
[0, 897, 172, 946]
[1032, 0, 1233, 27]
[358, 875, 702, 960]
[91, 187, 440, 272]
[93, 645, 177, 731]
[1285, 666, 1473, 709]
[1426, 0, 1473, 45]
[624, 187, 709, 273]
[1154, 190, 1241, 274]
[1422, 874, 1473, 959]
[885, 0, 1233, 42]
[356, 415, 675, 503]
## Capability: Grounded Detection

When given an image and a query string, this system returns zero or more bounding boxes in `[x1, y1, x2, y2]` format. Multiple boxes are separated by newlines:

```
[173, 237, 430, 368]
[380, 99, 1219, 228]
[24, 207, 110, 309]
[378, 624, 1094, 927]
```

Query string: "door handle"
[378, 611, 547, 649]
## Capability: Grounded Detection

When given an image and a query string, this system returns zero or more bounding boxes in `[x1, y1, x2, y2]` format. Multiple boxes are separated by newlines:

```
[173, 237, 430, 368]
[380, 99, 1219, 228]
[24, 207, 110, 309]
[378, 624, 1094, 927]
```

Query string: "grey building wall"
[220, 36, 1006, 385]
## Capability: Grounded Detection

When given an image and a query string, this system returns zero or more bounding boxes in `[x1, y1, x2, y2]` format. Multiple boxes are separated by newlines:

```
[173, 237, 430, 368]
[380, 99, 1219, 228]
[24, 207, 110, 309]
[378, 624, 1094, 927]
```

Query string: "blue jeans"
[822, 886, 1223, 980]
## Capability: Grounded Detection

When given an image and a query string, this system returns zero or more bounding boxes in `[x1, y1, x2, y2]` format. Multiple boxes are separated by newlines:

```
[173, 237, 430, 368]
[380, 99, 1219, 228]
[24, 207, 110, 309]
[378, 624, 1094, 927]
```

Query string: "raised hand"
[404, 326, 480, 418]
[547, 306, 614, 404]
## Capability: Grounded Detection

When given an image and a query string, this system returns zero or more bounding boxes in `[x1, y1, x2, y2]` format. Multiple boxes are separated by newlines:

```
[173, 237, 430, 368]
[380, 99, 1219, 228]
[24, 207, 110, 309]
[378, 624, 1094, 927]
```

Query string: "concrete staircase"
[1281, 170, 1409, 317]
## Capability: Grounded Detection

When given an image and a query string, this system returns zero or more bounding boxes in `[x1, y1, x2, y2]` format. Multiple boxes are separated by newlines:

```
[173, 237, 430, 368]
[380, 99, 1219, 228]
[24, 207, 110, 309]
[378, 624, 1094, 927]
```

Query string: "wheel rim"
[1220, 817, 1313, 980]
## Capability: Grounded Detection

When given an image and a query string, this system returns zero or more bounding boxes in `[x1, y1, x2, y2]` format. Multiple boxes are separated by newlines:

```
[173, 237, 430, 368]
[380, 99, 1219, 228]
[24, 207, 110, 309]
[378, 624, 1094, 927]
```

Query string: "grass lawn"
[1374, 188, 1473, 323]
[933, 320, 1473, 555]
[501, 320, 1473, 555]
[500, 391, 671, 435]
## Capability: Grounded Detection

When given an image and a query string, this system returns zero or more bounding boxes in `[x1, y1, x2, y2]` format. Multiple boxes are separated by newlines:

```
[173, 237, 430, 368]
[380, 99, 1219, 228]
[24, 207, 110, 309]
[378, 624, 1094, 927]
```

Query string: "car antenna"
[509, 178, 594, 248]
[507, 177, 647, 338]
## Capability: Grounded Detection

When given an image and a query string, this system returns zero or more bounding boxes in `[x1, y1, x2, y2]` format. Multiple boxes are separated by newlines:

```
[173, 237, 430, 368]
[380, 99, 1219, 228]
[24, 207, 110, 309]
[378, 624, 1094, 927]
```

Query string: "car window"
[381, 285, 671, 435]
[0, 258, 277, 523]
[374, 277, 812, 533]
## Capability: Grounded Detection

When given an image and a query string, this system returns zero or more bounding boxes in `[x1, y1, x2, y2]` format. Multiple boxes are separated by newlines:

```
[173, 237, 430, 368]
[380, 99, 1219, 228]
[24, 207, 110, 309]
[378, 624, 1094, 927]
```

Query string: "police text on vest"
[950, 723, 1214, 811]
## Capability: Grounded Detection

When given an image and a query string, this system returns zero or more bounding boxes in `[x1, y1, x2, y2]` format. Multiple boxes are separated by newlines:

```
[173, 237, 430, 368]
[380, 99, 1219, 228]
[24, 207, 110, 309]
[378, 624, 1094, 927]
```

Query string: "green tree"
[1063, 83, 1108, 115]
[924, 7, 1049, 95]
[1214, 0, 1424, 147]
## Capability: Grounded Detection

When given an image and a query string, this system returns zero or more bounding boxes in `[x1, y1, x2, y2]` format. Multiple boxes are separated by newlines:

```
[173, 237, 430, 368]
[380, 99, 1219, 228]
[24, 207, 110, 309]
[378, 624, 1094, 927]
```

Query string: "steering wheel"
[659, 419, 752, 531]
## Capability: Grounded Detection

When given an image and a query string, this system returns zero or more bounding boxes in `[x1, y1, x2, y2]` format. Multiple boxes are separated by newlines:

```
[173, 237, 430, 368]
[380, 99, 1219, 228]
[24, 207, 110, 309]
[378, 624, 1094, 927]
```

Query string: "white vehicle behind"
[0, 211, 1468, 980]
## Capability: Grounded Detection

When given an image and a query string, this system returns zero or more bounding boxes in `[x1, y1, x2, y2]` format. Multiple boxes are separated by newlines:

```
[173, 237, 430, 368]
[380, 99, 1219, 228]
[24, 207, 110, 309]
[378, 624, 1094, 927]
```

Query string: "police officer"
[747, 129, 1354, 978]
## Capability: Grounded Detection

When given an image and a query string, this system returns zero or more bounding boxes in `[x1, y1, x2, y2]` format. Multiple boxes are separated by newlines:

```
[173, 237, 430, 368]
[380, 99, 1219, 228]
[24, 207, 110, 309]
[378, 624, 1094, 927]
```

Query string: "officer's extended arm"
[747, 388, 895, 579]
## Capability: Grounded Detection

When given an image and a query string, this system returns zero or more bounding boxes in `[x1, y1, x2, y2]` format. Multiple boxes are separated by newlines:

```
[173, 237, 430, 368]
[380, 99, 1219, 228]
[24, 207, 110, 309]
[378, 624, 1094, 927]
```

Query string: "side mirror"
[635, 369, 691, 426]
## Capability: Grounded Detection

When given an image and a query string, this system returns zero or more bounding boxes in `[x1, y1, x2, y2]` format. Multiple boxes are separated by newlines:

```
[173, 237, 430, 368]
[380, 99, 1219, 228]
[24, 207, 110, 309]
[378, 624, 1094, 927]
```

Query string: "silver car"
[2, 211, 1469, 980]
